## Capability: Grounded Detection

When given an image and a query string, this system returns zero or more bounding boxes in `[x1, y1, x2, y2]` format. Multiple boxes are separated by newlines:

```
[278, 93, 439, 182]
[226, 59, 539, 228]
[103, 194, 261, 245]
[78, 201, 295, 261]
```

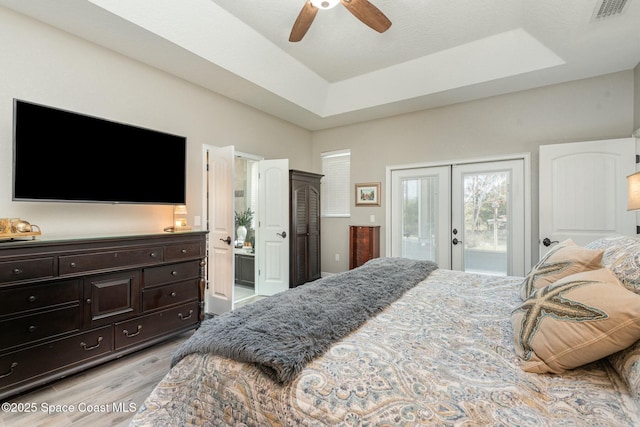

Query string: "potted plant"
[234, 208, 254, 245]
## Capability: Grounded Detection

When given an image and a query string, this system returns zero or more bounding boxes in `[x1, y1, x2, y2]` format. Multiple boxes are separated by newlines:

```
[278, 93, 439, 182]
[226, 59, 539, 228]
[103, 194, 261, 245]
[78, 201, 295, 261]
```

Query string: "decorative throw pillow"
[519, 239, 603, 300]
[586, 236, 640, 294]
[608, 340, 640, 402]
[512, 268, 640, 374]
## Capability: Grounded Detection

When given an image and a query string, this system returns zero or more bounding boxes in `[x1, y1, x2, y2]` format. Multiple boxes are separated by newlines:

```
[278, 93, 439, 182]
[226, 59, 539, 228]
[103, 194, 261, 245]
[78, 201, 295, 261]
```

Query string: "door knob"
[542, 238, 559, 247]
[220, 236, 231, 245]
[452, 238, 462, 245]
[277, 231, 287, 238]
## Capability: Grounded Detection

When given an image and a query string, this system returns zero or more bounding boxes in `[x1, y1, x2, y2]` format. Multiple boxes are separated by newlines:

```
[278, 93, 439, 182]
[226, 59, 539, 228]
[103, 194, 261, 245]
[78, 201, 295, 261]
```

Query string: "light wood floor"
[0, 331, 192, 427]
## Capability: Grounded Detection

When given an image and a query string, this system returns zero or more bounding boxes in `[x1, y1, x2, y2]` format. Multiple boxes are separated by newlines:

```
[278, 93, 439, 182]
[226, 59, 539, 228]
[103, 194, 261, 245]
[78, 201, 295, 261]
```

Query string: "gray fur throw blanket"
[171, 257, 438, 383]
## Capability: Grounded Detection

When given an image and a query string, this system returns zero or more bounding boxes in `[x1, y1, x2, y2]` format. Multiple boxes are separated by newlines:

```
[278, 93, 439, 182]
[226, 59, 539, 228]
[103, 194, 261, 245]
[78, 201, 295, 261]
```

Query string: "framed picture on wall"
[355, 182, 381, 206]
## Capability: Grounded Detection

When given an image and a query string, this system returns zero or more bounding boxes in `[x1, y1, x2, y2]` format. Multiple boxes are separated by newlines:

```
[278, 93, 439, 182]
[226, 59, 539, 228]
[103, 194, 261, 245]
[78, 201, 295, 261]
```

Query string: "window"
[321, 149, 350, 217]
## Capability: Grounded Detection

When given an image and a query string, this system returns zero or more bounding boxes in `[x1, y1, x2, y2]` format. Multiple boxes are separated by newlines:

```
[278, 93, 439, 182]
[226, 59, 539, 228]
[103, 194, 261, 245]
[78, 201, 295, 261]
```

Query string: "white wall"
[312, 71, 636, 273]
[0, 8, 311, 238]
[635, 63, 640, 132]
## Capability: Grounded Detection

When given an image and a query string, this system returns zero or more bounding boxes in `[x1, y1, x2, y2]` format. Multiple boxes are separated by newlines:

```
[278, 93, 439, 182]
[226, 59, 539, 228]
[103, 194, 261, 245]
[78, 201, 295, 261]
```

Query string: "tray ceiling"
[1, 0, 639, 130]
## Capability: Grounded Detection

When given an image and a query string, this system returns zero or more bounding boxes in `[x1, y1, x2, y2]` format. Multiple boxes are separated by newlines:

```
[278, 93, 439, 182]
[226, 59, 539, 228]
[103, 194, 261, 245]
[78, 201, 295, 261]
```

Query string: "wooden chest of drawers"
[0, 232, 207, 400]
[349, 226, 381, 269]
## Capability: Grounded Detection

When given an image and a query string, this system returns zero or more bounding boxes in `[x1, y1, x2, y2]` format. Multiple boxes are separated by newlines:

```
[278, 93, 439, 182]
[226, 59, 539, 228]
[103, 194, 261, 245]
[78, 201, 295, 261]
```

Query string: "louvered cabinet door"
[289, 170, 323, 287]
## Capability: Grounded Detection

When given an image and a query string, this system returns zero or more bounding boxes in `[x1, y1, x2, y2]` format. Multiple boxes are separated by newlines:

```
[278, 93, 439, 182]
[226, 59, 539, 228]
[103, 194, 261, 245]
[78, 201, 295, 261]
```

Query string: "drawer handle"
[178, 310, 194, 321]
[28, 295, 36, 303]
[27, 325, 36, 333]
[150, 252, 158, 258]
[181, 249, 187, 254]
[123, 325, 142, 338]
[170, 292, 177, 297]
[0, 362, 18, 379]
[12, 268, 23, 275]
[171, 271, 178, 276]
[80, 336, 103, 351]
[69, 262, 77, 268]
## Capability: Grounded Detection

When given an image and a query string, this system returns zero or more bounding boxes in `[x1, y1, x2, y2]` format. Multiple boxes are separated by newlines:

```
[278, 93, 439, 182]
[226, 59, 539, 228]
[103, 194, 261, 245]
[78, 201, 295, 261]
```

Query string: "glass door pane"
[401, 176, 438, 260]
[451, 159, 525, 276]
[391, 166, 450, 267]
[462, 170, 509, 275]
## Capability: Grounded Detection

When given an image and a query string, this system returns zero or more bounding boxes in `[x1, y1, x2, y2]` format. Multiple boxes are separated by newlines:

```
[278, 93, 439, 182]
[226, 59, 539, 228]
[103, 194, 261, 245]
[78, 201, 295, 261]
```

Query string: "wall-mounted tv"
[12, 99, 187, 205]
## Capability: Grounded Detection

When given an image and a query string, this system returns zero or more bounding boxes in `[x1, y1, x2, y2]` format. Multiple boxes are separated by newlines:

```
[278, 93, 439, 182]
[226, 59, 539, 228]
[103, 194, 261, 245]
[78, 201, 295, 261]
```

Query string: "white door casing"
[539, 138, 636, 256]
[206, 145, 235, 315]
[257, 159, 290, 295]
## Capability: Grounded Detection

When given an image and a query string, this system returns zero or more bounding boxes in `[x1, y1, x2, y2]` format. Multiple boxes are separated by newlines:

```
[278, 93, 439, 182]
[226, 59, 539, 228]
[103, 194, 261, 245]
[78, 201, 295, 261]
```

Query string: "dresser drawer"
[0, 280, 81, 317]
[0, 326, 112, 392]
[0, 258, 54, 284]
[114, 301, 199, 350]
[143, 260, 200, 288]
[142, 279, 198, 312]
[0, 306, 82, 350]
[165, 242, 203, 261]
[59, 247, 163, 275]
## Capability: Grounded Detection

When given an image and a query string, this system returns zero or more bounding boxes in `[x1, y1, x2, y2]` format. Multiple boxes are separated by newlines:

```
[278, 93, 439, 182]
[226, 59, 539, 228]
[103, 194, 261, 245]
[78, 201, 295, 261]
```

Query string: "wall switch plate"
[370, 214, 375, 223]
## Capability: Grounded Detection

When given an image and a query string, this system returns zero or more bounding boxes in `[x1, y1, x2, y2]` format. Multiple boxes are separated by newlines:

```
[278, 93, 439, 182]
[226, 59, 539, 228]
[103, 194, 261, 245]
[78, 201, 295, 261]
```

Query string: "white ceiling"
[1, 0, 639, 131]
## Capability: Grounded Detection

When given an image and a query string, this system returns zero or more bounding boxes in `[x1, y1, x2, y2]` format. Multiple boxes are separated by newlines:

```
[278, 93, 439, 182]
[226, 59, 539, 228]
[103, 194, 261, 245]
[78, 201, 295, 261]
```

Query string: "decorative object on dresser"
[289, 170, 323, 287]
[0, 231, 207, 400]
[0, 218, 42, 241]
[349, 225, 380, 269]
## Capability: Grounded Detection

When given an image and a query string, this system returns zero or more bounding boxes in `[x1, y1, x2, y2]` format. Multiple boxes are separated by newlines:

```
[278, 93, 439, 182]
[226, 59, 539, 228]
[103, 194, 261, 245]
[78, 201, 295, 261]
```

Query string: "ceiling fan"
[289, 0, 392, 42]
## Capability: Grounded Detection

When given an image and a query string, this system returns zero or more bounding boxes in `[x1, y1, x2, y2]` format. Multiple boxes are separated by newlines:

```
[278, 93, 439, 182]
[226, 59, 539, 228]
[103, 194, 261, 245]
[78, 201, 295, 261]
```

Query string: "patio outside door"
[390, 158, 526, 276]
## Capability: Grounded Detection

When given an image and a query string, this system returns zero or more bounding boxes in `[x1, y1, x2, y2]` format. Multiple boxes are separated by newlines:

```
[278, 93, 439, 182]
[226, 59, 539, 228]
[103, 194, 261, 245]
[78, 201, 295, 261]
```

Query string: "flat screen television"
[12, 99, 187, 204]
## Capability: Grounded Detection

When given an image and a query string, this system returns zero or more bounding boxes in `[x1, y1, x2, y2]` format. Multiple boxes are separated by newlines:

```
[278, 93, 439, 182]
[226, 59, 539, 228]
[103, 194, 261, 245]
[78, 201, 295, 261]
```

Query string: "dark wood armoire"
[289, 170, 323, 287]
[349, 225, 381, 269]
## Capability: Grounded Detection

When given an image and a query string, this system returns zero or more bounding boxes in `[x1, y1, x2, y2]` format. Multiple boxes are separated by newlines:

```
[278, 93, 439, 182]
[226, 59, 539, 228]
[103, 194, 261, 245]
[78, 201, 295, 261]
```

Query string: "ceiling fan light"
[310, 0, 340, 10]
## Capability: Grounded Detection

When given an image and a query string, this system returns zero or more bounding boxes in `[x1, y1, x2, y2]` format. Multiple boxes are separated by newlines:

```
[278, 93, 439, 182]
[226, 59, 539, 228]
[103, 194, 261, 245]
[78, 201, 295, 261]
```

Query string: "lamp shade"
[627, 172, 640, 210]
[174, 205, 188, 215]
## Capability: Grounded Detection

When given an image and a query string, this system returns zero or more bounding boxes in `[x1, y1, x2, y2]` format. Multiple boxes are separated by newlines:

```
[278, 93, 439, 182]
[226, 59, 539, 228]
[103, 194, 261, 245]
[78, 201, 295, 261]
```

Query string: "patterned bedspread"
[131, 269, 640, 426]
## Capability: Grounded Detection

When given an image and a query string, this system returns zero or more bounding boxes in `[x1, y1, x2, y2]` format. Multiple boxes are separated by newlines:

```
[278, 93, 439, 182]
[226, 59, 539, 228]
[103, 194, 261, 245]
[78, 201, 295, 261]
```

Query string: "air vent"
[592, 0, 629, 19]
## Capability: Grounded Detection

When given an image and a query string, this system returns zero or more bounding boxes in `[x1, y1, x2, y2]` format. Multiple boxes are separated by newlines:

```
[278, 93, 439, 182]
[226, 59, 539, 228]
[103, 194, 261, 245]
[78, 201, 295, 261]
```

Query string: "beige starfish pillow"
[519, 239, 603, 300]
[512, 268, 640, 374]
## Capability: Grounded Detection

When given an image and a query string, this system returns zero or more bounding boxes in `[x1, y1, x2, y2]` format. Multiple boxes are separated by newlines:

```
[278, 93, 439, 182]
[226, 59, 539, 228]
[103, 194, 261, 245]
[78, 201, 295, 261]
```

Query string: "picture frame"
[355, 182, 381, 206]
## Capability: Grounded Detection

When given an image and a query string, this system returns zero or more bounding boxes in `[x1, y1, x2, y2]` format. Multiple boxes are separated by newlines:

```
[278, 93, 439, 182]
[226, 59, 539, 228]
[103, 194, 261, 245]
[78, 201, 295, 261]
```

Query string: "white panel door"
[257, 159, 289, 295]
[539, 138, 635, 256]
[206, 145, 235, 315]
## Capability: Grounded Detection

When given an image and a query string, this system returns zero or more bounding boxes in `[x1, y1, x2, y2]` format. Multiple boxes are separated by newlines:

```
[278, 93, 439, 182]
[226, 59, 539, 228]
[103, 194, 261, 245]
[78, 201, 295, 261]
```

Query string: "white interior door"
[390, 166, 451, 268]
[539, 138, 636, 256]
[257, 159, 289, 295]
[206, 145, 235, 315]
[451, 160, 526, 276]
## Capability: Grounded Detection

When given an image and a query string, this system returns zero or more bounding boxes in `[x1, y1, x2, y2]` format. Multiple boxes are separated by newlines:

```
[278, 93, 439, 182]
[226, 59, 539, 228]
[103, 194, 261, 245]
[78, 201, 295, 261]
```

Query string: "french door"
[390, 158, 527, 276]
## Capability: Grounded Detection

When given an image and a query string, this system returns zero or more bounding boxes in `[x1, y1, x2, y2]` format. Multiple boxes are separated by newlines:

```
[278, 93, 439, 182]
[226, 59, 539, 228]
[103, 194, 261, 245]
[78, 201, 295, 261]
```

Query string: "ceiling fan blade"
[340, 0, 392, 33]
[289, 1, 319, 42]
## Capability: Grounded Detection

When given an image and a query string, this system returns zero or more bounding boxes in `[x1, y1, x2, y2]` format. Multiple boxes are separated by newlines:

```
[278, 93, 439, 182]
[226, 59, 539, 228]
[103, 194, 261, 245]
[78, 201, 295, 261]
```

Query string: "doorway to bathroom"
[233, 154, 258, 306]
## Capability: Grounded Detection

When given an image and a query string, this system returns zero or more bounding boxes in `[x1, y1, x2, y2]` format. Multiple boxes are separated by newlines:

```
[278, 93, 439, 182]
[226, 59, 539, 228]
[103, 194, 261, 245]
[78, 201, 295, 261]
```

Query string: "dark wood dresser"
[0, 231, 207, 400]
[349, 226, 380, 269]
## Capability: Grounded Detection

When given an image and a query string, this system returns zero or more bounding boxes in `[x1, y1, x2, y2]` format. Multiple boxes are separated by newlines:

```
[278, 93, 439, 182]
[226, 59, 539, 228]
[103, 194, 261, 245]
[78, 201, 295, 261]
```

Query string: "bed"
[131, 237, 640, 426]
